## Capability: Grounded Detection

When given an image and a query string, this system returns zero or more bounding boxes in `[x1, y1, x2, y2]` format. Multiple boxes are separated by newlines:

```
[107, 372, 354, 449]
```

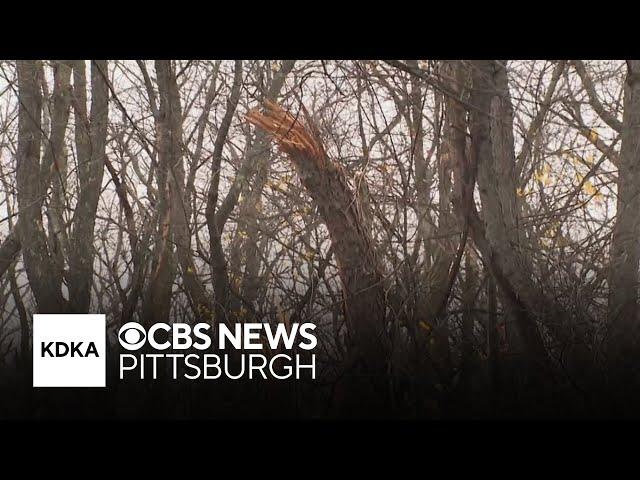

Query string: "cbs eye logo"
[118, 322, 147, 351]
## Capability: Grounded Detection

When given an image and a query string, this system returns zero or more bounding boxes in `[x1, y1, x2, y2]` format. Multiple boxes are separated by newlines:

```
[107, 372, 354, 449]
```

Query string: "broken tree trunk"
[246, 101, 389, 376]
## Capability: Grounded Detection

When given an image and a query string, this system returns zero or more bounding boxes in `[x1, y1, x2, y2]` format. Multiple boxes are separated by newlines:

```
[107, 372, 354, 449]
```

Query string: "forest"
[0, 59, 638, 418]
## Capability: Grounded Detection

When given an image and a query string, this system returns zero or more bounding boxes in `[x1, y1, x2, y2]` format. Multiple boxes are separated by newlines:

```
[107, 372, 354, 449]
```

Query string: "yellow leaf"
[534, 164, 552, 186]
[267, 180, 288, 193]
[583, 180, 597, 196]
[588, 129, 599, 143]
[564, 151, 583, 165]
[543, 226, 556, 239]
[419, 321, 432, 332]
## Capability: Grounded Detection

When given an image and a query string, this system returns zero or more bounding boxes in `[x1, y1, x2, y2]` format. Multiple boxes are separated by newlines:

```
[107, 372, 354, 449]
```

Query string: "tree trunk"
[142, 60, 182, 327]
[607, 60, 640, 367]
[461, 251, 476, 395]
[68, 60, 109, 313]
[155, 60, 212, 324]
[239, 61, 296, 313]
[467, 60, 551, 370]
[16, 60, 66, 313]
[0, 227, 21, 280]
[205, 60, 243, 325]
[246, 101, 389, 375]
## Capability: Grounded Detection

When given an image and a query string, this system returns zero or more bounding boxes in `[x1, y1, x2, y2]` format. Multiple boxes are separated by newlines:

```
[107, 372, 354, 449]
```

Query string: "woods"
[0, 59, 639, 418]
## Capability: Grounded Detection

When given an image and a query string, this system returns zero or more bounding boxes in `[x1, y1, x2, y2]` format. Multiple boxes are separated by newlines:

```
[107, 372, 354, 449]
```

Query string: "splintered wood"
[246, 100, 325, 166]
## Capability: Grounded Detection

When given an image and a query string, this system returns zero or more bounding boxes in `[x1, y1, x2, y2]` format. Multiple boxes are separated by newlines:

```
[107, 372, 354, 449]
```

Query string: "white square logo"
[33, 314, 106, 387]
